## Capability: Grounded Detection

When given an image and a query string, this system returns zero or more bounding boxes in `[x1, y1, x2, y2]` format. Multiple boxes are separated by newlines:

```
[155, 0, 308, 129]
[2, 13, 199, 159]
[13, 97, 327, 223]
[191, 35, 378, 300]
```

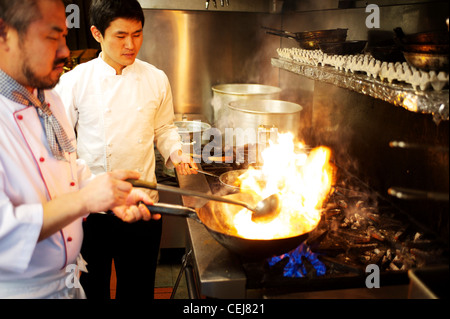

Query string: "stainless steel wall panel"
[138, 10, 281, 122]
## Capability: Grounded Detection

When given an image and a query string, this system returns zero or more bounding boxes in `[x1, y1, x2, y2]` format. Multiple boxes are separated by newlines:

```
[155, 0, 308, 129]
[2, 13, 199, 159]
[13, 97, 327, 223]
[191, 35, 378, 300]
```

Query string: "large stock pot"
[226, 99, 303, 146]
[211, 84, 281, 132]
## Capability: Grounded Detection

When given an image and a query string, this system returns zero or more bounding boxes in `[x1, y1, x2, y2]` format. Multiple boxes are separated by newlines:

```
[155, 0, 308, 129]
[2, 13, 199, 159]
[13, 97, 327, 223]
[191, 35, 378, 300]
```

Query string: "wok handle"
[261, 26, 295, 35]
[127, 179, 254, 212]
[106, 203, 200, 222]
[265, 31, 297, 40]
[261, 26, 297, 39]
[127, 179, 158, 189]
[146, 203, 200, 221]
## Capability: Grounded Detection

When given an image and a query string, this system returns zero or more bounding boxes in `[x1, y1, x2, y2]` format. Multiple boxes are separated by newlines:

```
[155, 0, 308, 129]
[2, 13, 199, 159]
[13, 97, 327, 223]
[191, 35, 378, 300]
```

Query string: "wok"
[403, 51, 449, 71]
[263, 26, 348, 50]
[402, 43, 449, 54]
[196, 168, 259, 193]
[369, 45, 405, 62]
[318, 40, 367, 55]
[147, 192, 316, 260]
[219, 169, 247, 192]
[394, 28, 449, 68]
[394, 28, 449, 45]
[197, 169, 266, 193]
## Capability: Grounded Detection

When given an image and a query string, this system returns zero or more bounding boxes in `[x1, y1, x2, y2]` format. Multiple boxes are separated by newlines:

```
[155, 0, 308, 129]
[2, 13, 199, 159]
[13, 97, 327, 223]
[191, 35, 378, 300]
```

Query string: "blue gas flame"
[267, 243, 326, 278]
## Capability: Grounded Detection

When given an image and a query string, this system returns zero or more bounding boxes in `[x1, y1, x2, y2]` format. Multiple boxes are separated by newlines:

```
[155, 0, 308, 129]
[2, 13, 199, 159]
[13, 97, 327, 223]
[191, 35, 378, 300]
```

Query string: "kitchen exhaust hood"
[138, 0, 281, 12]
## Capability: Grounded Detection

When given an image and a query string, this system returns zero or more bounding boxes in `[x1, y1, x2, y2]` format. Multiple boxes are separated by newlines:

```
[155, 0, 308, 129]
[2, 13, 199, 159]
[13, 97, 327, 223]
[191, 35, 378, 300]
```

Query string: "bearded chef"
[0, 0, 157, 299]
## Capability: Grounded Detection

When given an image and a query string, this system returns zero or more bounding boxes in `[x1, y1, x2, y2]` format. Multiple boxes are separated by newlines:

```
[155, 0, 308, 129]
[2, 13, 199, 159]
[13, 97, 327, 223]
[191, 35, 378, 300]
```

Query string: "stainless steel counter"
[177, 170, 247, 299]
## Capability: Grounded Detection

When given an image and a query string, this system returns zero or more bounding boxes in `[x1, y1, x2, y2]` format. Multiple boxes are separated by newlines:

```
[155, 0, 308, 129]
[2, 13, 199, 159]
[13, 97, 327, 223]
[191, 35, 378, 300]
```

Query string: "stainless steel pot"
[226, 99, 303, 146]
[174, 120, 211, 144]
[211, 84, 281, 132]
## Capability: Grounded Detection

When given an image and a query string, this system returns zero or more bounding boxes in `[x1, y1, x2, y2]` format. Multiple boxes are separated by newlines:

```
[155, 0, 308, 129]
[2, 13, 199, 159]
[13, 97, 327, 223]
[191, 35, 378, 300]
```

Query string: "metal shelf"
[272, 57, 449, 123]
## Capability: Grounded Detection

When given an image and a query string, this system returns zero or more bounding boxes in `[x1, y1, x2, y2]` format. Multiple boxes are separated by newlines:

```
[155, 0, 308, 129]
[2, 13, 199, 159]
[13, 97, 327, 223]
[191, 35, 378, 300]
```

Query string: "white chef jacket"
[56, 56, 181, 201]
[0, 91, 92, 290]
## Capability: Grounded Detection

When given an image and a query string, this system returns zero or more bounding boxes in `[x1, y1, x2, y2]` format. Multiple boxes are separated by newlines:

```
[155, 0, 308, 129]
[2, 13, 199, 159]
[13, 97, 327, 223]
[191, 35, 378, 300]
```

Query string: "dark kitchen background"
[65, 0, 448, 298]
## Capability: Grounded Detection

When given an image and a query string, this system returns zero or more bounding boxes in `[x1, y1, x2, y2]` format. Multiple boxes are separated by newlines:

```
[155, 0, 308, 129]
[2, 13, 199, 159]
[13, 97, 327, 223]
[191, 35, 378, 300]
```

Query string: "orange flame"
[233, 133, 334, 239]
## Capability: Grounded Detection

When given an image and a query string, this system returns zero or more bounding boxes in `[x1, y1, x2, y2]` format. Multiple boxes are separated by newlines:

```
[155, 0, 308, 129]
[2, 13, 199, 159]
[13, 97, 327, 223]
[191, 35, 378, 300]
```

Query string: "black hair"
[89, 0, 145, 36]
[0, 0, 42, 36]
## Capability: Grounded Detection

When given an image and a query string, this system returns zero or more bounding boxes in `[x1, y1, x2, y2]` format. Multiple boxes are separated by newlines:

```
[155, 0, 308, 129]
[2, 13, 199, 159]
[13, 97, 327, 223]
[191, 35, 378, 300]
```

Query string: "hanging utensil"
[388, 187, 449, 202]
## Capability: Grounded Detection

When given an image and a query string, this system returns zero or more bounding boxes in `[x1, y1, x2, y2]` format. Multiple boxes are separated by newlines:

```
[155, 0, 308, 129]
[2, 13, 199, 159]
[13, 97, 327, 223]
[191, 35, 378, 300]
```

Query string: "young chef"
[0, 0, 157, 299]
[56, 0, 198, 300]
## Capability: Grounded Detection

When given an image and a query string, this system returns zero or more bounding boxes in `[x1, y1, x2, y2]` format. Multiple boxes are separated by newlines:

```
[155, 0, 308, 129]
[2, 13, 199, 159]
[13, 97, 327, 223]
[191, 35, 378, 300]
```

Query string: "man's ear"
[90, 25, 103, 43]
[0, 19, 11, 50]
[0, 19, 7, 42]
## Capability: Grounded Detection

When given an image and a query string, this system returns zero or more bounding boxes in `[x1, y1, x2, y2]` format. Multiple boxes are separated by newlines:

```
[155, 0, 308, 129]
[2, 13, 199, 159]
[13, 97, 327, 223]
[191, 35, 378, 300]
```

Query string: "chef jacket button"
[70, 182, 76, 187]
[17, 115, 24, 120]
[67, 237, 73, 242]
[138, 139, 143, 144]
[137, 107, 142, 112]
[39, 157, 45, 163]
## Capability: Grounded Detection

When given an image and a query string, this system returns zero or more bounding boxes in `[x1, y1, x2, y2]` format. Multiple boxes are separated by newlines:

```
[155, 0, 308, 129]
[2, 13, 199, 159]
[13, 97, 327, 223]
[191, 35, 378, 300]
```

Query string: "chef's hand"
[81, 170, 160, 222]
[170, 149, 198, 175]
[111, 187, 161, 223]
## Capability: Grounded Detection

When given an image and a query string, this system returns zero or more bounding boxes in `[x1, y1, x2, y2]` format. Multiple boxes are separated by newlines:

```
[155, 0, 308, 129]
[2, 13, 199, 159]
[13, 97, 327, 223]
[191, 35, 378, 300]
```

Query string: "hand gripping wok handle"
[105, 203, 200, 222]
[146, 203, 199, 221]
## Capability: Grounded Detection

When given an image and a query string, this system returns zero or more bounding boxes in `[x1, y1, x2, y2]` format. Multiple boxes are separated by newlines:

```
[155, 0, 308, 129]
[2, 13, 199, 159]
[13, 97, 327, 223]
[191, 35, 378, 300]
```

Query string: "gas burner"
[267, 242, 326, 278]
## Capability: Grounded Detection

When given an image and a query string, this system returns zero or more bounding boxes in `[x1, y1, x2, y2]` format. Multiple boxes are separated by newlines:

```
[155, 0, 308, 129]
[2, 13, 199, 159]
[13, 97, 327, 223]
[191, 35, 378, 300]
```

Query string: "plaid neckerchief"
[0, 69, 75, 161]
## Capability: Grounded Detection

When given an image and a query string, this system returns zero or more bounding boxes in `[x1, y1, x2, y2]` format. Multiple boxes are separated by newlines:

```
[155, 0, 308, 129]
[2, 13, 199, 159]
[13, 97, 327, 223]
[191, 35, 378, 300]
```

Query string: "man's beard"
[21, 57, 66, 90]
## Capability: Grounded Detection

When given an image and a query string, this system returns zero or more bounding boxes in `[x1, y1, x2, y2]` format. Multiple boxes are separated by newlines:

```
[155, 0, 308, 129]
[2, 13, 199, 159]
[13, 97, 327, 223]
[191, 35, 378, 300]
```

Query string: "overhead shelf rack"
[272, 57, 449, 123]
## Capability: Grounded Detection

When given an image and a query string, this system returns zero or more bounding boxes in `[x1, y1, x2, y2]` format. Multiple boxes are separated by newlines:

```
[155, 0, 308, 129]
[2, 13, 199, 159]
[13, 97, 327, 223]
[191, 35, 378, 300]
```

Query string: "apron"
[0, 255, 88, 299]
